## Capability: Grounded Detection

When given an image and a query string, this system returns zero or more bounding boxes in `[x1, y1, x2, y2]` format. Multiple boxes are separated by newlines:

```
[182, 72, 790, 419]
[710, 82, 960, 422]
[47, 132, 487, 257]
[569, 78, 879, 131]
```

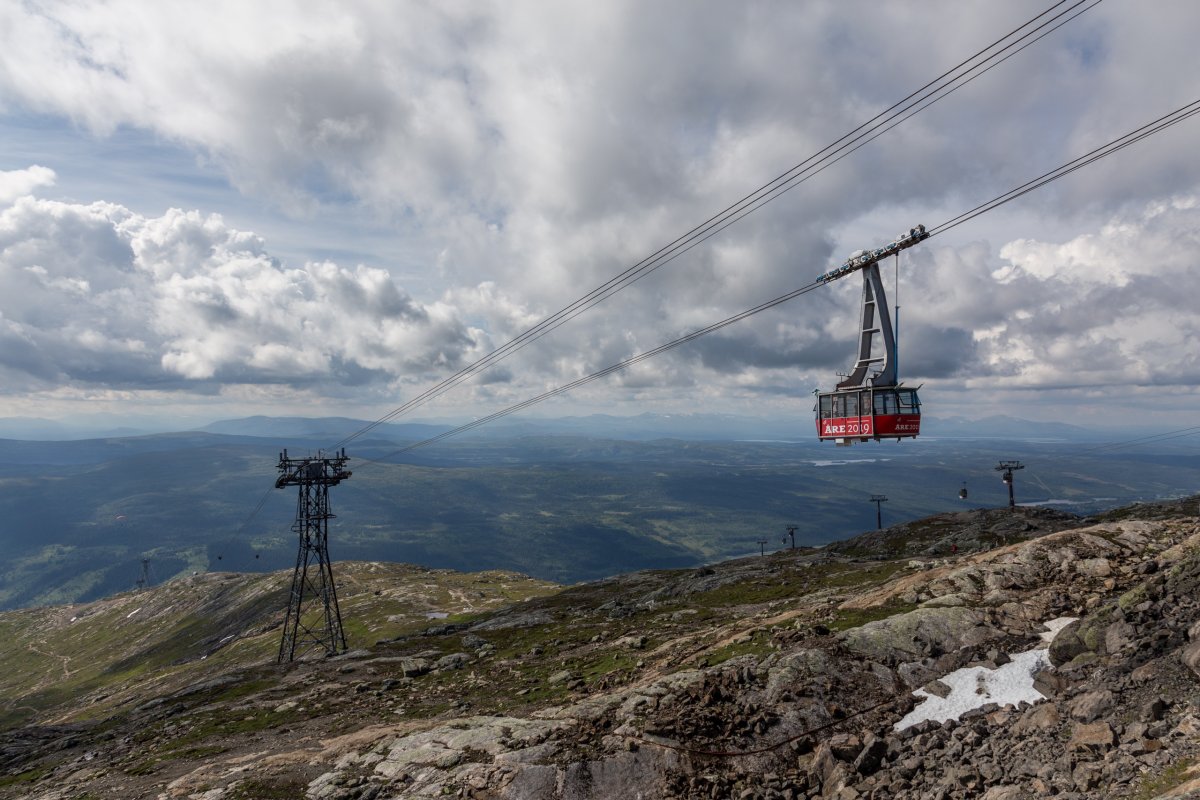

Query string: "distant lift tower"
[276, 448, 353, 663]
[995, 460, 1024, 510]
[870, 495, 888, 530]
[783, 525, 797, 550]
[135, 558, 154, 591]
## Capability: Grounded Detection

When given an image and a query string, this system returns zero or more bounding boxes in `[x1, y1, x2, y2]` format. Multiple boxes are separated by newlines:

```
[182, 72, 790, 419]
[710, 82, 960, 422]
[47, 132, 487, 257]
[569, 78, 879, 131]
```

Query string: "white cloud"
[0, 2, 1198, 424]
[1, 181, 1198, 422]
[0, 165, 55, 204]
[0, 194, 509, 396]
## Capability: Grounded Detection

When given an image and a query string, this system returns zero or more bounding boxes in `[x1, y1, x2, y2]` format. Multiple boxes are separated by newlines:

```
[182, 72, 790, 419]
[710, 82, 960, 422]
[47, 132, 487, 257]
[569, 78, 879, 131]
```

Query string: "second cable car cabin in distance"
[814, 225, 927, 445]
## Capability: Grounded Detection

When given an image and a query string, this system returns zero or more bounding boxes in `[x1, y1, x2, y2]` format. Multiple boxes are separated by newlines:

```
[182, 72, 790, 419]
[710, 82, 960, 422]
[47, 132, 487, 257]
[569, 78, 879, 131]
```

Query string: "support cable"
[927, 99, 1200, 238]
[328, 0, 1097, 452]
[1075, 426, 1200, 454]
[626, 696, 901, 759]
[352, 95, 1200, 468]
[356, 279, 827, 466]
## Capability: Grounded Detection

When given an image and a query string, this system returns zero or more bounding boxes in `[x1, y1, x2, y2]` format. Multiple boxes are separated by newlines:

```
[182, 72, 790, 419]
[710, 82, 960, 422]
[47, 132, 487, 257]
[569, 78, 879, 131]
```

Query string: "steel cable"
[351, 95, 1200, 468]
[328, 0, 1096, 452]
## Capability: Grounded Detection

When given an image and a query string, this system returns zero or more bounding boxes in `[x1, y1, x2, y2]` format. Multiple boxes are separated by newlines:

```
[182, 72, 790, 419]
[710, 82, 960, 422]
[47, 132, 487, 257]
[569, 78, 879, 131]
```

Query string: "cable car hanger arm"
[816, 224, 929, 284]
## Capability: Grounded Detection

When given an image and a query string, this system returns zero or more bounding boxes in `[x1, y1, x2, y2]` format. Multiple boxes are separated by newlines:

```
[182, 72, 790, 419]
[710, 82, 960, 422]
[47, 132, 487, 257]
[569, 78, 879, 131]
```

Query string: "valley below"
[2, 415, 1198, 612]
[2, 497, 1199, 798]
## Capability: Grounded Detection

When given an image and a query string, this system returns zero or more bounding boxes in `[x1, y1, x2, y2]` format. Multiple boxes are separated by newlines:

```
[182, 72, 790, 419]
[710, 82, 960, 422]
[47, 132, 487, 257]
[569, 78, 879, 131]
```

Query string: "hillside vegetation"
[1, 498, 1198, 798]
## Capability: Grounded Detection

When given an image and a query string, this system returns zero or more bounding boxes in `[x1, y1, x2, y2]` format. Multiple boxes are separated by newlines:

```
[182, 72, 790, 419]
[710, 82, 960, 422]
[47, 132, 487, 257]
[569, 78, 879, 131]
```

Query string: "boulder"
[1068, 721, 1115, 752]
[1011, 703, 1059, 734]
[1181, 639, 1200, 681]
[1074, 558, 1112, 578]
[1067, 690, 1114, 722]
[828, 733, 862, 763]
[851, 734, 887, 776]
[766, 649, 833, 700]
[1104, 619, 1136, 654]
[436, 652, 471, 671]
[839, 607, 999, 665]
[1048, 619, 1090, 666]
[400, 657, 432, 677]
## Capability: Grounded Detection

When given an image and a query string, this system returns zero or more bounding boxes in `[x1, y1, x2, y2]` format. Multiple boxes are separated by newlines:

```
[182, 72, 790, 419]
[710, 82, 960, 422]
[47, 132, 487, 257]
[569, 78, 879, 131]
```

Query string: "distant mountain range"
[195, 412, 1112, 445]
[0, 411, 1146, 444]
[0, 411, 1197, 612]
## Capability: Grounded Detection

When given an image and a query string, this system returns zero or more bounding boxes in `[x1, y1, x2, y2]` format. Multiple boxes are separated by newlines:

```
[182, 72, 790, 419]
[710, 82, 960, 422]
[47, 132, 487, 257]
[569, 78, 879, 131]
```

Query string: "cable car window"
[820, 395, 833, 419]
[844, 392, 858, 417]
[874, 392, 891, 415]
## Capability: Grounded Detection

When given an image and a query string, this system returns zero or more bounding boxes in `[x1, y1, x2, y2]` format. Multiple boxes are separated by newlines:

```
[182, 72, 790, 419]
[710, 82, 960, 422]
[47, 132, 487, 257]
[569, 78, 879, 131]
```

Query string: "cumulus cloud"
[898, 196, 1200, 391]
[0, 166, 55, 204]
[0, 193, 515, 398]
[1, 178, 1198, 421]
[0, 2, 1198, 421]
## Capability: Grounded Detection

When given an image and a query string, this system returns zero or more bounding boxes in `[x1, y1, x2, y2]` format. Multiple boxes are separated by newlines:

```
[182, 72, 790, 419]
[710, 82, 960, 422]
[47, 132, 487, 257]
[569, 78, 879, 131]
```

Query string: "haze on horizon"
[2, 1, 1199, 433]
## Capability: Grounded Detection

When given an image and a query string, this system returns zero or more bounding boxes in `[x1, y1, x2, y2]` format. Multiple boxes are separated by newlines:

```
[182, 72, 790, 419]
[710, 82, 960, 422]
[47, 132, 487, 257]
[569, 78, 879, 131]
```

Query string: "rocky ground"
[1, 499, 1199, 799]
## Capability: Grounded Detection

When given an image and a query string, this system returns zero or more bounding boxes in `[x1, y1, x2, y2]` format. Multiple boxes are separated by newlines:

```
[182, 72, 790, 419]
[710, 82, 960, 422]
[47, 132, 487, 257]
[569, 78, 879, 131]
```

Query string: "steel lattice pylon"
[276, 448, 352, 663]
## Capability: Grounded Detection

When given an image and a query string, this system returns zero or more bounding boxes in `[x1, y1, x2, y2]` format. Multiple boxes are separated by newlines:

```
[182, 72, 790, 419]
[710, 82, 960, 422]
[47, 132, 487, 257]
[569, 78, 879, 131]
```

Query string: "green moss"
[123, 759, 161, 776]
[706, 633, 774, 666]
[1132, 756, 1197, 799]
[228, 778, 311, 799]
[0, 763, 54, 788]
[581, 651, 639, 683]
[827, 601, 920, 632]
[1117, 582, 1149, 611]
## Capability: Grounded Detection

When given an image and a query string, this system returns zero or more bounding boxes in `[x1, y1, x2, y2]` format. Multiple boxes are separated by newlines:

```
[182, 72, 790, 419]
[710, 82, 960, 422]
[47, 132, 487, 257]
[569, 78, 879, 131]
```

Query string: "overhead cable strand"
[1073, 425, 1200, 455]
[510, 0, 1108, 356]
[329, 0, 1094, 451]
[232, 484, 276, 539]
[928, 99, 1200, 237]
[355, 280, 827, 466]
[354, 95, 1200, 468]
[401, 0, 1102, 389]
[454, 0, 1105, 383]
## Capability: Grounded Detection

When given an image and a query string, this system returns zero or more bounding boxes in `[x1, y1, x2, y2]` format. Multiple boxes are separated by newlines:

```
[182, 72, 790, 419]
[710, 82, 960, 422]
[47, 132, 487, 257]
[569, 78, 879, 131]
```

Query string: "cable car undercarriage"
[815, 226, 927, 445]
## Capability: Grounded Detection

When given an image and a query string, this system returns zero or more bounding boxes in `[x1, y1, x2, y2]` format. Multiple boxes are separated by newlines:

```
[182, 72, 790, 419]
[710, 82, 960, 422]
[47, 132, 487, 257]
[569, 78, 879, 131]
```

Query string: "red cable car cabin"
[815, 386, 920, 441]
[813, 225, 928, 445]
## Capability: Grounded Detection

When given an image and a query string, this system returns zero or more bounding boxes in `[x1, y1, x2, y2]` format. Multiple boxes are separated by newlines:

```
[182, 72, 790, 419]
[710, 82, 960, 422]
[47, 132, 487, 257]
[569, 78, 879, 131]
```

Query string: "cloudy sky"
[1, 0, 1198, 432]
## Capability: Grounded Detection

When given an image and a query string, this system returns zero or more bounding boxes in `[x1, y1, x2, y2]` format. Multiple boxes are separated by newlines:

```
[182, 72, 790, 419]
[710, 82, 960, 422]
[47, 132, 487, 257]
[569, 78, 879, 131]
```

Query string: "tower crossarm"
[275, 448, 353, 488]
[816, 224, 929, 284]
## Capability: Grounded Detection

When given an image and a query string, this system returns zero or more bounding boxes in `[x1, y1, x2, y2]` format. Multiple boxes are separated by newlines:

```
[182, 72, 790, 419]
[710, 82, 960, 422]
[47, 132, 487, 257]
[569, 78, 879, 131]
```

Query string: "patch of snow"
[895, 649, 1049, 731]
[126, 608, 141, 619]
[1039, 616, 1078, 643]
[895, 617, 1078, 731]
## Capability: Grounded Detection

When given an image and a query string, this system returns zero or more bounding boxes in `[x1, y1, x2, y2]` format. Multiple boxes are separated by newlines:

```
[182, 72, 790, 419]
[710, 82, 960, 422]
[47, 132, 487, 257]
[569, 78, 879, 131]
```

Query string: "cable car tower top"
[814, 225, 929, 445]
[816, 224, 929, 285]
